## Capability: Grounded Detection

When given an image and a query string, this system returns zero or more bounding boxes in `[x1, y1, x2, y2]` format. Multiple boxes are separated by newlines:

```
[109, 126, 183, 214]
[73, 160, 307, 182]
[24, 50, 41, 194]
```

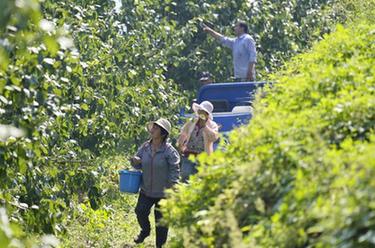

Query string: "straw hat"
[192, 101, 214, 120]
[147, 118, 171, 134]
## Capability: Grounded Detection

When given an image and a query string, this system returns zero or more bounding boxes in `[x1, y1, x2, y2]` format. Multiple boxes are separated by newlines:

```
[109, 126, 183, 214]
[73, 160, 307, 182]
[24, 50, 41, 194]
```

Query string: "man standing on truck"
[202, 21, 257, 82]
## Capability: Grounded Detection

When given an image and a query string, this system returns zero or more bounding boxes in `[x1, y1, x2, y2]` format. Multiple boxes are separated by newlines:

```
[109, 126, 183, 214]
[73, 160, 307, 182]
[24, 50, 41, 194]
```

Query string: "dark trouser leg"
[154, 200, 169, 248]
[181, 157, 198, 183]
[135, 193, 154, 235]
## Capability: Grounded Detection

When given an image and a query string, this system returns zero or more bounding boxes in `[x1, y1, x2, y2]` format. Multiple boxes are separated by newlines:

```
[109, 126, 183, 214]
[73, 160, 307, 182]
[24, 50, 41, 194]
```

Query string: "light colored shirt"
[220, 34, 257, 79]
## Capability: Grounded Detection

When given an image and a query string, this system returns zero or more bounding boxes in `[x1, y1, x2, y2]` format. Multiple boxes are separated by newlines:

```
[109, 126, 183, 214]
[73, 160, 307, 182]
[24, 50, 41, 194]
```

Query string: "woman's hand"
[178, 145, 187, 154]
[177, 134, 187, 153]
[130, 156, 141, 166]
[203, 122, 220, 142]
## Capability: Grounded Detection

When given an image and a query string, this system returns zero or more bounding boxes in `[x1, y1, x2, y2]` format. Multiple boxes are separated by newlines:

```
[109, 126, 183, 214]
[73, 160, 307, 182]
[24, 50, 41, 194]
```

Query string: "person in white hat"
[130, 118, 180, 248]
[177, 101, 219, 182]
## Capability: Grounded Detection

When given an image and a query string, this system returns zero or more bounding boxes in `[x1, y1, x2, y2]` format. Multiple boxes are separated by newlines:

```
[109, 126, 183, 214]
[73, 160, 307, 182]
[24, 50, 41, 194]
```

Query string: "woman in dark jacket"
[130, 118, 180, 248]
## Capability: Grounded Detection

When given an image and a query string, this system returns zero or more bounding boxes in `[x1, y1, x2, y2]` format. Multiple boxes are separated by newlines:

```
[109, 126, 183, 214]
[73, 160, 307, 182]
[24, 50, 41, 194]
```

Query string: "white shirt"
[220, 34, 257, 79]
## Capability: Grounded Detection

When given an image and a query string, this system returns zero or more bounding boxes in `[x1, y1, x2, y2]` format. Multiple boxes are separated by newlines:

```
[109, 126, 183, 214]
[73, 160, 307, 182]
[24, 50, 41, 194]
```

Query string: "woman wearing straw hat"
[130, 118, 180, 248]
[177, 101, 219, 182]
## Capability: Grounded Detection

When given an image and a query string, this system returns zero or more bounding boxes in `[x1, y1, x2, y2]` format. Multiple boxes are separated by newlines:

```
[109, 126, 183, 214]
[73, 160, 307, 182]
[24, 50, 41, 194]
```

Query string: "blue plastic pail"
[119, 170, 142, 193]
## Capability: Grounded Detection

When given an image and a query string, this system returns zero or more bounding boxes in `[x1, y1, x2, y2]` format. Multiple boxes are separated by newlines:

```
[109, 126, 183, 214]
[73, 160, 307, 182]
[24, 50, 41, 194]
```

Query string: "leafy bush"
[59, 156, 154, 248]
[161, 15, 375, 248]
[0, 0, 184, 235]
[1, 0, 373, 244]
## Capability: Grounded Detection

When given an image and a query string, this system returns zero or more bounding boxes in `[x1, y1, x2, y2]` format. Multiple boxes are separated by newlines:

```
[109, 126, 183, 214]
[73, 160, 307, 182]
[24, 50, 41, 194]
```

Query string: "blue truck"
[181, 81, 266, 135]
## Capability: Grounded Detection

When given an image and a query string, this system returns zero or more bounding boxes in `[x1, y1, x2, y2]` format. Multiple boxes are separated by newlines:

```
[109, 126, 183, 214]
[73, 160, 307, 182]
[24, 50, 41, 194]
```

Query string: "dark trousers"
[180, 157, 198, 183]
[135, 192, 168, 247]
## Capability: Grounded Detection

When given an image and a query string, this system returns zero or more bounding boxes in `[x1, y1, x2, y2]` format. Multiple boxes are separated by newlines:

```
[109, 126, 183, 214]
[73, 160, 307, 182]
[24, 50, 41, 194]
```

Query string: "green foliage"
[1, 0, 373, 246]
[0, 207, 28, 247]
[0, 0, 184, 237]
[0, 207, 60, 247]
[59, 155, 156, 248]
[161, 16, 375, 248]
[83, 0, 356, 90]
[154, 0, 350, 89]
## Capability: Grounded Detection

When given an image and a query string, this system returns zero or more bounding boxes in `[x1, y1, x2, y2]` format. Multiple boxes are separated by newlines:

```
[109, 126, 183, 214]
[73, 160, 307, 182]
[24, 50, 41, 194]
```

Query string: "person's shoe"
[133, 231, 150, 244]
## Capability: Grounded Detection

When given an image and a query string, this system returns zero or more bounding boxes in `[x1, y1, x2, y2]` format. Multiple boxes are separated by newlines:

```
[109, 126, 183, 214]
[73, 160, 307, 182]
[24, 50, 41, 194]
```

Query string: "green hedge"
[1, 0, 373, 243]
[161, 17, 375, 248]
[0, 0, 185, 235]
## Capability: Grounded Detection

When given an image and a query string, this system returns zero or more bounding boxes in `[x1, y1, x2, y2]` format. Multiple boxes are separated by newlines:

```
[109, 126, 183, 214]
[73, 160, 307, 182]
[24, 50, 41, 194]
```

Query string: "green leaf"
[81, 103, 89, 111]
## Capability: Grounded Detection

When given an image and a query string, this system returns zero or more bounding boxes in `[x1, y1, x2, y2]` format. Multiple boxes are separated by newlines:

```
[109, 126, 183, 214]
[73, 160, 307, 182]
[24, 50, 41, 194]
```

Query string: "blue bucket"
[119, 170, 142, 193]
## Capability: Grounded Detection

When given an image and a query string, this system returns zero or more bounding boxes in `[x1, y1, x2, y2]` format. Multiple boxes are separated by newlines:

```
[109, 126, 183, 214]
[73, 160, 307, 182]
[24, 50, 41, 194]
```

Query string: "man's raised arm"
[202, 23, 224, 40]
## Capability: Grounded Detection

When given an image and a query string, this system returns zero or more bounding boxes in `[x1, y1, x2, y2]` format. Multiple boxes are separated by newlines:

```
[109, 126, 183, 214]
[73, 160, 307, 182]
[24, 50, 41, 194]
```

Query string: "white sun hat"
[147, 118, 172, 134]
[192, 101, 214, 120]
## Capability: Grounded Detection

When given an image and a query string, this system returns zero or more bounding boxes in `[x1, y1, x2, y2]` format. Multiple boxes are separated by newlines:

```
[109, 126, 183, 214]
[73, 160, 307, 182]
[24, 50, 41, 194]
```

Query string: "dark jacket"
[133, 140, 180, 198]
